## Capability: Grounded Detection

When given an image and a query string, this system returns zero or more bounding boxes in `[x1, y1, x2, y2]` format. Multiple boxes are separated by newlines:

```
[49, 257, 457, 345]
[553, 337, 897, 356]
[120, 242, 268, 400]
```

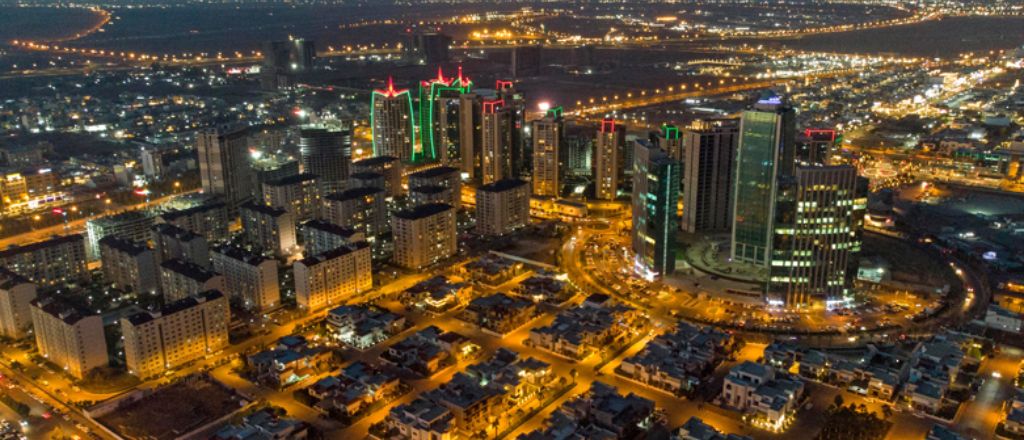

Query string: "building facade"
[0, 269, 35, 339]
[631, 140, 680, 277]
[122, 290, 229, 378]
[99, 236, 158, 294]
[372, 78, 415, 162]
[475, 179, 530, 236]
[532, 111, 563, 197]
[392, 203, 456, 269]
[197, 126, 254, 209]
[240, 202, 298, 257]
[30, 297, 108, 379]
[299, 126, 351, 194]
[0, 234, 89, 288]
[681, 119, 739, 233]
[594, 118, 626, 200]
[211, 244, 281, 312]
[294, 242, 373, 311]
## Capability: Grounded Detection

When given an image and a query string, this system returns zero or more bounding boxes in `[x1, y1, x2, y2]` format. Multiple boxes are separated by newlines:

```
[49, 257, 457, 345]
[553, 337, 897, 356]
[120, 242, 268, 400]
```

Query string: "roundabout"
[558, 206, 989, 347]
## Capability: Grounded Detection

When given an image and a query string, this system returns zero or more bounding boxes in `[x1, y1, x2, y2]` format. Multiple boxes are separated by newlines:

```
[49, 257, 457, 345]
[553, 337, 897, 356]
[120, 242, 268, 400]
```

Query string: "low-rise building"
[159, 258, 226, 302]
[984, 304, 1023, 333]
[402, 275, 472, 315]
[517, 381, 659, 440]
[121, 290, 229, 378]
[308, 361, 402, 419]
[247, 335, 331, 387]
[462, 254, 525, 286]
[212, 408, 309, 440]
[0, 269, 36, 339]
[326, 305, 405, 350]
[294, 242, 372, 311]
[380, 326, 460, 377]
[619, 323, 732, 395]
[721, 362, 804, 430]
[30, 297, 108, 379]
[211, 244, 281, 312]
[461, 293, 536, 334]
[528, 301, 644, 360]
[675, 416, 753, 440]
[99, 236, 158, 294]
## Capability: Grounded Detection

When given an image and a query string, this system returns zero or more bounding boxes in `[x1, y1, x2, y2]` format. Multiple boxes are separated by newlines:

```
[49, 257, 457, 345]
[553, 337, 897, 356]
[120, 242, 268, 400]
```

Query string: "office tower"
[631, 140, 680, 277]
[0, 269, 35, 339]
[681, 119, 739, 233]
[0, 234, 89, 287]
[476, 179, 530, 236]
[594, 118, 626, 200]
[239, 202, 298, 257]
[392, 203, 456, 269]
[289, 38, 316, 72]
[372, 77, 415, 162]
[211, 244, 280, 312]
[152, 223, 210, 268]
[418, 68, 472, 163]
[262, 173, 321, 222]
[731, 95, 796, 265]
[496, 80, 527, 176]
[408, 166, 462, 208]
[294, 242, 372, 311]
[405, 31, 452, 64]
[159, 201, 230, 243]
[655, 124, 684, 163]
[261, 39, 315, 90]
[301, 220, 365, 256]
[122, 290, 229, 378]
[30, 297, 108, 379]
[798, 129, 837, 166]
[299, 126, 351, 194]
[99, 236, 158, 294]
[351, 156, 403, 197]
[563, 123, 595, 177]
[768, 165, 866, 307]
[532, 108, 563, 197]
[197, 126, 254, 210]
[324, 187, 389, 239]
[481, 99, 513, 185]
[159, 259, 226, 303]
[86, 210, 155, 260]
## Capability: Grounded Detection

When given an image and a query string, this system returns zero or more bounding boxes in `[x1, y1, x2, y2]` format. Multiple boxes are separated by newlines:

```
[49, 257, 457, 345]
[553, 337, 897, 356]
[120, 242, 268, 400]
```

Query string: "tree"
[881, 404, 893, 419]
[832, 394, 845, 410]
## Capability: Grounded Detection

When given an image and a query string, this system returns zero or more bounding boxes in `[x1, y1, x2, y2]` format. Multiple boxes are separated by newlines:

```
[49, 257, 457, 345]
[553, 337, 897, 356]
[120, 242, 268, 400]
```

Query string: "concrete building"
[122, 290, 229, 378]
[151, 223, 210, 268]
[159, 258, 226, 303]
[721, 362, 803, 429]
[197, 126, 254, 209]
[392, 203, 456, 269]
[768, 165, 866, 307]
[294, 242, 373, 311]
[299, 126, 351, 194]
[408, 166, 461, 209]
[301, 220, 365, 256]
[351, 156, 403, 198]
[323, 187, 388, 239]
[211, 244, 281, 312]
[0, 234, 89, 288]
[262, 173, 321, 222]
[594, 118, 626, 200]
[371, 78, 415, 162]
[240, 201, 298, 257]
[0, 269, 36, 339]
[731, 95, 796, 265]
[475, 178, 529, 236]
[681, 119, 738, 233]
[99, 236, 158, 294]
[158, 201, 230, 243]
[532, 110, 563, 197]
[480, 99, 514, 185]
[86, 210, 155, 260]
[631, 140, 680, 277]
[30, 297, 108, 379]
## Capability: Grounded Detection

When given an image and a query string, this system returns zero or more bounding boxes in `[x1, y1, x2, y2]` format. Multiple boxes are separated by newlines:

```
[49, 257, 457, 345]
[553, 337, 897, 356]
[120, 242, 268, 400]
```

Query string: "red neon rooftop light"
[374, 76, 409, 98]
[483, 99, 505, 114]
[423, 67, 450, 86]
[495, 80, 513, 90]
[600, 118, 617, 133]
[456, 65, 469, 86]
[804, 128, 837, 142]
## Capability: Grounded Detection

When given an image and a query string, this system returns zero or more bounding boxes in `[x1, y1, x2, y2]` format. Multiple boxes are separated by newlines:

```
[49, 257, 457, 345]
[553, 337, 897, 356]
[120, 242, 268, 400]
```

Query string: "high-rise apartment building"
[392, 203, 456, 269]
[0, 269, 35, 339]
[475, 179, 530, 236]
[294, 242, 372, 311]
[159, 258, 226, 303]
[86, 210, 155, 260]
[631, 140, 680, 277]
[211, 244, 281, 312]
[351, 156, 403, 197]
[99, 236, 158, 294]
[122, 290, 229, 378]
[594, 118, 626, 200]
[323, 187, 389, 239]
[372, 77, 415, 162]
[239, 202, 298, 257]
[480, 99, 514, 185]
[532, 109, 563, 197]
[159, 201, 230, 243]
[0, 234, 89, 287]
[301, 220, 365, 256]
[262, 173, 321, 222]
[30, 297, 108, 379]
[152, 223, 210, 268]
[408, 166, 462, 209]
[681, 119, 739, 233]
[197, 126, 254, 210]
[418, 68, 472, 163]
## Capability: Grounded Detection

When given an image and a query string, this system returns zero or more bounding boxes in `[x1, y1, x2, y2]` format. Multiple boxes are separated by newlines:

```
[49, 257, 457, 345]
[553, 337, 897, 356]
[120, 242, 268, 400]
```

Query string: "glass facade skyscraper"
[631, 140, 680, 278]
